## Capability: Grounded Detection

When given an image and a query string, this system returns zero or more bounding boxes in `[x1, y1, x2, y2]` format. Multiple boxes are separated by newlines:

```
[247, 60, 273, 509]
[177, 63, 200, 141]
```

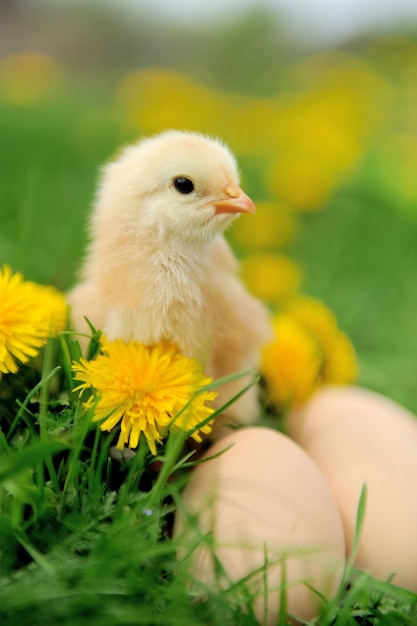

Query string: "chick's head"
[93, 130, 255, 246]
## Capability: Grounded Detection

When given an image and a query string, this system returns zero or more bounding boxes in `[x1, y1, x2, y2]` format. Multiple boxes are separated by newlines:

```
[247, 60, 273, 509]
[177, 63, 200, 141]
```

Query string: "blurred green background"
[1, 0, 417, 412]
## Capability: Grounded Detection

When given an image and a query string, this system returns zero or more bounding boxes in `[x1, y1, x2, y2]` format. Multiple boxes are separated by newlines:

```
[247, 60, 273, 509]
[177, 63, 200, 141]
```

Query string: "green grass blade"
[342, 482, 367, 587]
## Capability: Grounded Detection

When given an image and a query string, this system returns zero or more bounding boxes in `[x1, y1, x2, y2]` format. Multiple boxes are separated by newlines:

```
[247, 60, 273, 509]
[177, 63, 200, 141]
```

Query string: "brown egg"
[287, 385, 417, 591]
[174, 426, 345, 624]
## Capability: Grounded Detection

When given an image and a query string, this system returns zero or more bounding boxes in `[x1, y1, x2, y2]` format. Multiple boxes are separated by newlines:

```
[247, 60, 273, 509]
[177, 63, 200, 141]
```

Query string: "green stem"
[39, 339, 55, 441]
[7, 367, 61, 442]
[149, 431, 188, 505]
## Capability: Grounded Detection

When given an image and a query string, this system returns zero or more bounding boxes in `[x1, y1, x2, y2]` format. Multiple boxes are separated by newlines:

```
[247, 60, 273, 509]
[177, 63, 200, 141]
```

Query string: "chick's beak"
[214, 184, 256, 215]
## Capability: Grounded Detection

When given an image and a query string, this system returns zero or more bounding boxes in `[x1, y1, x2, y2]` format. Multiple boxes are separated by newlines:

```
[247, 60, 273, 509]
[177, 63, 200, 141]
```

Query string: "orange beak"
[214, 184, 256, 215]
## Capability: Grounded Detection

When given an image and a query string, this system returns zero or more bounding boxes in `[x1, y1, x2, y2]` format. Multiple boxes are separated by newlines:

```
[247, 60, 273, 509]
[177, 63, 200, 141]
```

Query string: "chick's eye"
[173, 177, 194, 194]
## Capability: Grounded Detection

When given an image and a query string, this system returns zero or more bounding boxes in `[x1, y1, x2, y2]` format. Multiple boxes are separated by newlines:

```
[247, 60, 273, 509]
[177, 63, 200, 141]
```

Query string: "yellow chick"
[68, 130, 272, 432]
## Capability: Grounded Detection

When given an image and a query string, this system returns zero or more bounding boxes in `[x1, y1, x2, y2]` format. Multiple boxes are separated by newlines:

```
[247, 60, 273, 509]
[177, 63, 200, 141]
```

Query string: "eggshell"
[174, 426, 345, 624]
[287, 385, 417, 591]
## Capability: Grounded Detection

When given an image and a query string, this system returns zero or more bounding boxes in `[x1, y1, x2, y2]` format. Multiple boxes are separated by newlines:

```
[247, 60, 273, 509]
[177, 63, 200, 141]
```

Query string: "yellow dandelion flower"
[261, 296, 358, 412]
[286, 296, 339, 341]
[261, 315, 320, 410]
[0, 265, 68, 376]
[240, 253, 301, 304]
[72, 338, 218, 455]
[286, 295, 358, 386]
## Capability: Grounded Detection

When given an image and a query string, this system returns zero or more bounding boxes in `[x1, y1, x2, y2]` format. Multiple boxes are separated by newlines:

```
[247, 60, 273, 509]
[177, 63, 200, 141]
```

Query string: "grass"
[1, 79, 417, 623]
[1, 337, 417, 625]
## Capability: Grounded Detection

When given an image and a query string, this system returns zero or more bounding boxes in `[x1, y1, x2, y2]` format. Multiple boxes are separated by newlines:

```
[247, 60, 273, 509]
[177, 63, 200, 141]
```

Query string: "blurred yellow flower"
[282, 51, 393, 136]
[115, 67, 225, 136]
[261, 315, 320, 410]
[274, 99, 362, 170]
[286, 295, 358, 386]
[262, 62, 390, 210]
[267, 157, 335, 211]
[261, 295, 358, 412]
[229, 201, 298, 251]
[72, 338, 217, 455]
[0, 266, 68, 376]
[0, 53, 65, 106]
[240, 253, 301, 304]
[265, 89, 365, 211]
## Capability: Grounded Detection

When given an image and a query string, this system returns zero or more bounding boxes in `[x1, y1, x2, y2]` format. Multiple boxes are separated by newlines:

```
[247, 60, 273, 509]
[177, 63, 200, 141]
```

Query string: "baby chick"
[68, 130, 272, 432]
